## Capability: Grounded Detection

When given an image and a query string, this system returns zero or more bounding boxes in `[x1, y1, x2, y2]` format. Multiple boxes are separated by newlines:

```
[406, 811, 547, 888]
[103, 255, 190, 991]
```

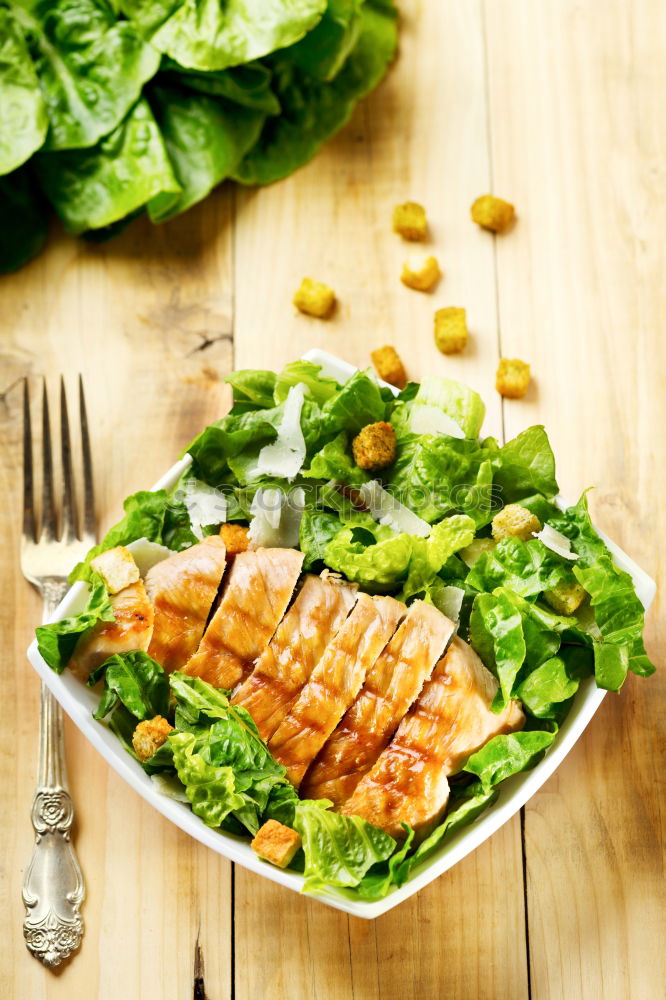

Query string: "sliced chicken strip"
[269, 595, 403, 788]
[232, 574, 357, 741]
[69, 580, 154, 682]
[182, 547, 304, 690]
[145, 536, 227, 673]
[302, 601, 453, 805]
[341, 636, 524, 839]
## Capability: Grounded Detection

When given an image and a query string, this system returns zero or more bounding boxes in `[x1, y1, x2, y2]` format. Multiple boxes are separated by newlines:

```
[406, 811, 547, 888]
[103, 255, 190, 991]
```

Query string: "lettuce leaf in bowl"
[35, 572, 114, 673]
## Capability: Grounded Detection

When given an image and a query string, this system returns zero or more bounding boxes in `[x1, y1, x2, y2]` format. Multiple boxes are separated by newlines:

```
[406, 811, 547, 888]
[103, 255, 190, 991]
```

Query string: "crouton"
[132, 716, 174, 762]
[401, 251, 441, 292]
[392, 201, 428, 241]
[492, 504, 542, 542]
[293, 277, 336, 318]
[496, 358, 531, 399]
[370, 345, 407, 390]
[90, 545, 140, 594]
[459, 537, 496, 568]
[352, 421, 397, 471]
[544, 580, 587, 616]
[434, 306, 468, 355]
[471, 194, 516, 233]
[220, 522, 250, 555]
[251, 819, 302, 869]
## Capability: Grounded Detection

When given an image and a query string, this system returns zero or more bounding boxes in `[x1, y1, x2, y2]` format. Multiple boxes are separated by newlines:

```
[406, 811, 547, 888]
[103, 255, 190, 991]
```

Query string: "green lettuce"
[36, 572, 114, 673]
[410, 375, 486, 439]
[517, 646, 593, 720]
[147, 83, 266, 221]
[0, 7, 48, 174]
[15, 0, 160, 151]
[286, 0, 363, 82]
[89, 651, 170, 721]
[293, 799, 396, 891]
[463, 730, 557, 792]
[469, 590, 526, 711]
[169, 730, 245, 828]
[466, 537, 572, 598]
[70, 487, 197, 582]
[493, 425, 558, 503]
[34, 98, 181, 233]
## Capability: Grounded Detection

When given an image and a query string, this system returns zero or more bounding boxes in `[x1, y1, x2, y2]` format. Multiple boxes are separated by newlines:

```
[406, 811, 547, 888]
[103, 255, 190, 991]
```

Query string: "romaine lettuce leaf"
[299, 508, 344, 568]
[147, 84, 266, 221]
[466, 537, 572, 598]
[550, 494, 655, 684]
[469, 591, 526, 711]
[233, 0, 397, 185]
[124, 0, 327, 72]
[463, 729, 557, 792]
[70, 488, 197, 582]
[169, 730, 245, 827]
[0, 7, 48, 175]
[34, 98, 181, 233]
[517, 646, 592, 720]
[36, 572, 114, 673]
[15, 0, 160, 151]
[410, 375, 486, 439]
[301, 432, 368, 486]
[286, 0, 363, 82]
[273, 360, 339, 405]
[89, 650, 170, 720]
[293, 799, 396, 891]
[493, 425, 558, 503]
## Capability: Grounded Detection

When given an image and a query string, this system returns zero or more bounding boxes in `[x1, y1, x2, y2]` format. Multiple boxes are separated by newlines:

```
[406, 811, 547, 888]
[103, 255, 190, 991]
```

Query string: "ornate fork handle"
[23, 586, 85, 967]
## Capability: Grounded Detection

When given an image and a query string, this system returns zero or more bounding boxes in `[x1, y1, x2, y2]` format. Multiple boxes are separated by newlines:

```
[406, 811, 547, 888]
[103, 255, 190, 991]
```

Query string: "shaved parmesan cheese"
[126, 538, 173, 576]
[409, 402, 465, 439]
[252, 383, 307, 481]
[359, 480, 431, 537]
[181, 477, 227, 540]
[536, 523, 578, 560]
[248, 486, 305, 548]
[430, 585, 465, 622]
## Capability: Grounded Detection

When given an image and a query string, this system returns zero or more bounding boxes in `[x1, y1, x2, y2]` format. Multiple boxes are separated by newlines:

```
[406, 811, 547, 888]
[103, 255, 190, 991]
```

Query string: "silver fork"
[21, 376, 96, 968]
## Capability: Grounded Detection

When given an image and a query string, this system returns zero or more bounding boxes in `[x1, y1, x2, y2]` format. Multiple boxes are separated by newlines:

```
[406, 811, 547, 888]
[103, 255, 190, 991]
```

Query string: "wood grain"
[0, 0, 664, 997]
[484, 1, 666, 997]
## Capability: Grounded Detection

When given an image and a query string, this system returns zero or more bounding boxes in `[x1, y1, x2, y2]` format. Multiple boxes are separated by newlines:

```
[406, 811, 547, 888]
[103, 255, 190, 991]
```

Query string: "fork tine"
[40, 378, 57, 542]
[60, 376, 78, 543]
[22, 379, 36, 542]
[78, 375, 95, 542]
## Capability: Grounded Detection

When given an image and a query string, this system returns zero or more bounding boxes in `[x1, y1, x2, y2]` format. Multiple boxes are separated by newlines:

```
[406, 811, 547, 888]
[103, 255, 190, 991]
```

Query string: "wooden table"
[1, 2, 664, 997]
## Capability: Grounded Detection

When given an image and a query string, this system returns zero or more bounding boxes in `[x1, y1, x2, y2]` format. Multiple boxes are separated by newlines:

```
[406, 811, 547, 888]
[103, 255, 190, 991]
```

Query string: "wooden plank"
[232, 2, 528, 997]
[484, 0, 666, 996]
[0, 195, 235, 999]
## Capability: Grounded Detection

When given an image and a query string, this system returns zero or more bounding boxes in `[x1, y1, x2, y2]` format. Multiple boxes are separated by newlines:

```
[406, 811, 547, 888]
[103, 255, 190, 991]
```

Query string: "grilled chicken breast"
[69, 580, 154, 682]
[183, 547, 304, 690]
[301, 601, 454, 805]
[269, 594, 403, 788]
[341, 636, 524, 839]
[232, 574, 357, 741]
[145, 535, 227, 673]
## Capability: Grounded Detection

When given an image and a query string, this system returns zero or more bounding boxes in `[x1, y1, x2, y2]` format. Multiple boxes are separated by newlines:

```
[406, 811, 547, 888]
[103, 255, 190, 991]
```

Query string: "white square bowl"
[26, 349, 656, 918]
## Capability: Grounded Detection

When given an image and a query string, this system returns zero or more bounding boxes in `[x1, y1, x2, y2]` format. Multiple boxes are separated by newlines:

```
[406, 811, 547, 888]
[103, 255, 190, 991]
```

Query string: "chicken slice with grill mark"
[301, 601, 454, 805]
[341, 636, 525, 839]
[69, 580, 154, 682]
[145, 535, 227, 673]
[269, 595, 404, 788]
[182, 547, 304, 690]
[231, 574, 357, 741]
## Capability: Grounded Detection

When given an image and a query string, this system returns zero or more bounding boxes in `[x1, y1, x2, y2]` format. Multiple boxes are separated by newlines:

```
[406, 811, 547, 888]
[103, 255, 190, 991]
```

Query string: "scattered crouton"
[392, 201, 428, 241]
[90, 545, 140, 594]
[434, 307, 468, 355]
[293, 277, 336, 318]
[400, 251, 441, 292]
[132, 716, 174, 762]
[544, 580, 587, 616]
[220, 522, 250, 555]
[251, 819, 302, 869]
[492, 504, 542, 542]
[371, 345, 407, 389]
[471, 194, 516, 233]
[496, 358, 531, 399]
[459, 537, 496, 568]
[352, 422, 397, 471]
